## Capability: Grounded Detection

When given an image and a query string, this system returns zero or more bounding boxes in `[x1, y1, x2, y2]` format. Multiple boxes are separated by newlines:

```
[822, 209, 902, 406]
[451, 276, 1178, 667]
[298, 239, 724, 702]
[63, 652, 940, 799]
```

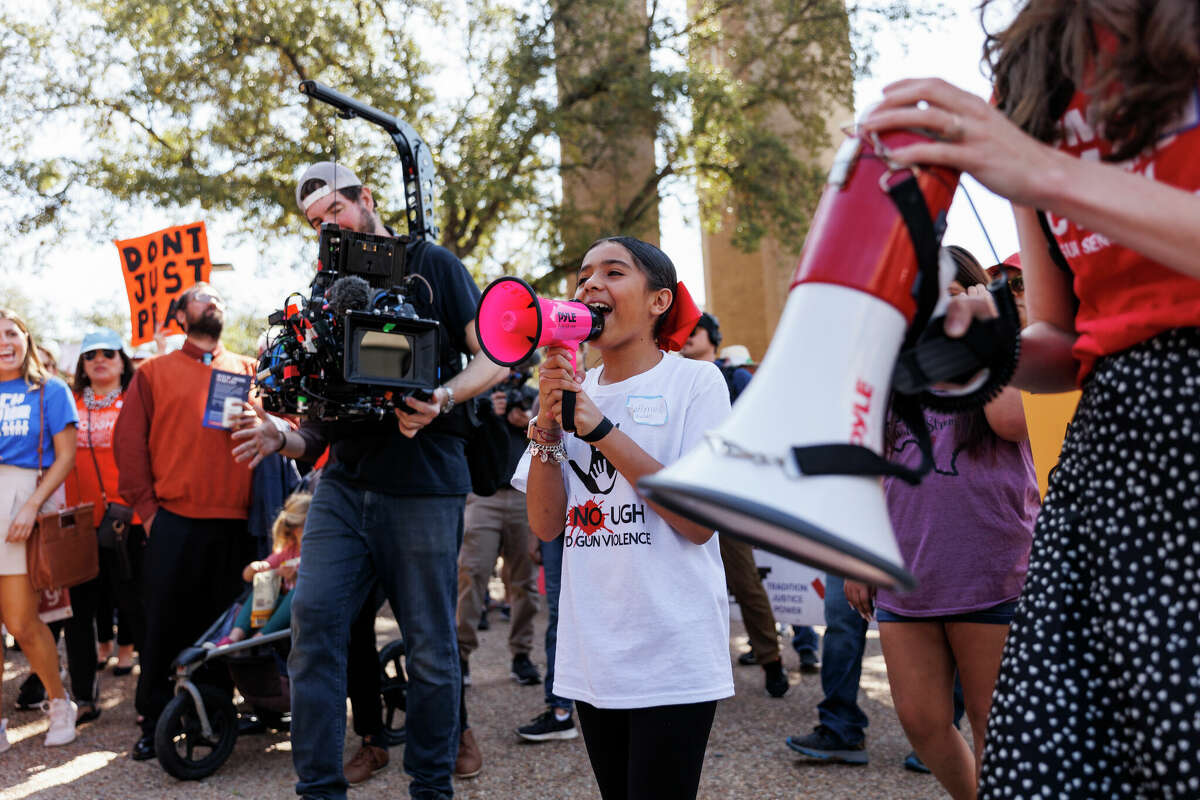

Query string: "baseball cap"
[80, 328, 125, 355]
[296, 162, 362, 212]
[988, 252, 1022, 278]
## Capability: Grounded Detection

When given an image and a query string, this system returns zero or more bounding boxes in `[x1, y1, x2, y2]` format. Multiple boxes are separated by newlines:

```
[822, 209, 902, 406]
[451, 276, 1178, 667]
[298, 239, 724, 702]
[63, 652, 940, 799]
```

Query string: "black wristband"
[578, 416, 614, 443]
[272, 427, 288, 454]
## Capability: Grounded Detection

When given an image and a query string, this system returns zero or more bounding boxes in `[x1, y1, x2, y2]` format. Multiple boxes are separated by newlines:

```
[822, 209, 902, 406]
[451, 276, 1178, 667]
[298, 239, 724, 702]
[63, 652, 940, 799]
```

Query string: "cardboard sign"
[114, 222, 212, 345]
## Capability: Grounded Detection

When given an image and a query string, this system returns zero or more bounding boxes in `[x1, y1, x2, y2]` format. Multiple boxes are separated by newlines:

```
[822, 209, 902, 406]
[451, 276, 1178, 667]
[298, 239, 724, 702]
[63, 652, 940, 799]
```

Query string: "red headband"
[656, 281, 703, 352]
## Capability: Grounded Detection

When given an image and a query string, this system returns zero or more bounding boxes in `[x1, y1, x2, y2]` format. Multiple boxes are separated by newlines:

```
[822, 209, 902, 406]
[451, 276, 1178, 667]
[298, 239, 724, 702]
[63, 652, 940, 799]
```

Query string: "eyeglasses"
[83, 349, 118, 361]
[190, 291, 221, 305]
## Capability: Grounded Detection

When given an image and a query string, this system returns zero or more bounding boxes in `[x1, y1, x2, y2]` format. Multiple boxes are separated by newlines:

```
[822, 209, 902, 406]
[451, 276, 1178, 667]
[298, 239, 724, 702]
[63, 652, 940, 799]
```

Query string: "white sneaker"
[0, 718, 10, 753]
[44, 698, 77, 747]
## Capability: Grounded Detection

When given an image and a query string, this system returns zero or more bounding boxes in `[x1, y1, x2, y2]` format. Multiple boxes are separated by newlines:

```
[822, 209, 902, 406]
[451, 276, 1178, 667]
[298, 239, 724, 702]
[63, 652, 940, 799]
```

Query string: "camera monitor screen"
[343, 311, 440, 390]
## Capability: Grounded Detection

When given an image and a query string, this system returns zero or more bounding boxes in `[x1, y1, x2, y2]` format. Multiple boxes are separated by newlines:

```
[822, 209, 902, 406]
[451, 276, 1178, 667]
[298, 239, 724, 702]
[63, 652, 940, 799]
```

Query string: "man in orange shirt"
[114, 282, 258, 761]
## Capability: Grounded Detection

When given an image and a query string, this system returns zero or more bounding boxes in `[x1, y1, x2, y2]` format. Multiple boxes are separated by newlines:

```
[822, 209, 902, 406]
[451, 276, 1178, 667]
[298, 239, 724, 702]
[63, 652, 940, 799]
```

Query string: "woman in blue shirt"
[0, 309, 80, 749]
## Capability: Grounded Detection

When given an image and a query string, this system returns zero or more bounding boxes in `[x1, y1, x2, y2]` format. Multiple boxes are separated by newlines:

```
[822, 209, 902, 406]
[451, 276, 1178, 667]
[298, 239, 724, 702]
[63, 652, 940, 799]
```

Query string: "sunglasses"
[83, 349, 118, 361]
[1009, 275, 1024, 293]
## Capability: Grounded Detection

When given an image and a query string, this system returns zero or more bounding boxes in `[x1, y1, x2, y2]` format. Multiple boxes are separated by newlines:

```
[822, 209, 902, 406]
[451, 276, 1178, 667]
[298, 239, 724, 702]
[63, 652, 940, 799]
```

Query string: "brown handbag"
[25, 386, 99, 592]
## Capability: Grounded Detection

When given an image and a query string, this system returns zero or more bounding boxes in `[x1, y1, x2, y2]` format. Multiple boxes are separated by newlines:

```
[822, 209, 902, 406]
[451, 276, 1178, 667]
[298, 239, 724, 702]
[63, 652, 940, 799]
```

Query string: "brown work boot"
[454, 728, 482, 779]
[344, 740, 389, 785]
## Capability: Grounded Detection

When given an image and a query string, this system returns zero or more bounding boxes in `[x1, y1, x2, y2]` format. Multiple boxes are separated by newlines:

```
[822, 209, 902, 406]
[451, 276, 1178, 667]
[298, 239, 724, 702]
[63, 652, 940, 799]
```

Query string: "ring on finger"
[944, 113, 966, 143]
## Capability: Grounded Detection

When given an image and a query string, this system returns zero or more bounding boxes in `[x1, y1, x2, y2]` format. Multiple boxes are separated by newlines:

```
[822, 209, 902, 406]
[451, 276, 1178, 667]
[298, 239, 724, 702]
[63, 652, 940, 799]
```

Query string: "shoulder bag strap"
[36, 385, 45, 483]
[85, 406, 110, 506]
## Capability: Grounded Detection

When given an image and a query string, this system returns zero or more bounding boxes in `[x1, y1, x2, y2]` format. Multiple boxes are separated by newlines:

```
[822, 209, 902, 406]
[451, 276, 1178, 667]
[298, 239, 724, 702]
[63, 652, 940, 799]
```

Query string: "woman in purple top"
[844, 248, 1039, 800]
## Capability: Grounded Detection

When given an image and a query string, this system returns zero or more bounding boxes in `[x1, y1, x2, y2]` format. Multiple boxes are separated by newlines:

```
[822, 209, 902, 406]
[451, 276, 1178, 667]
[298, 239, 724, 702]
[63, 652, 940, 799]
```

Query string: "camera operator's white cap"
[296, 162, 362, 212]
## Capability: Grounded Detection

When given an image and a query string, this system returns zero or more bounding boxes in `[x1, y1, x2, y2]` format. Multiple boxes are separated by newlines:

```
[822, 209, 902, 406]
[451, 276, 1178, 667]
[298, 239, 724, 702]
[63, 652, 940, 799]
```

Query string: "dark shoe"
[345, 741, 389, 785]
[461, 658, 471, 687]
[786, 726, 867, 765]
[130, 734, 156, 761]
[454, 728, 482, 779]
[763, 658, 789, 698]
[238, 713, 268, 735]
[798, 649, 820, 674]
[498, 603, 511, 621]
[737, 649, 757, 666]
[510, 654, 541, 686]
[477, 610, 490, 631]
[517, 709, 579, 742]
[113, 661, 135, 677]
[903, 750, 932, 773]
[15, 676, 46, 711]
[76, 702, 102, 725]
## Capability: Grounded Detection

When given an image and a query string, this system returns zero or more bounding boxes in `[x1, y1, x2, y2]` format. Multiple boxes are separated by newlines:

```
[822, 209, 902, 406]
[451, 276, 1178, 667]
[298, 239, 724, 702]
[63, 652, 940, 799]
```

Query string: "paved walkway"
[2, 605, 953, 799]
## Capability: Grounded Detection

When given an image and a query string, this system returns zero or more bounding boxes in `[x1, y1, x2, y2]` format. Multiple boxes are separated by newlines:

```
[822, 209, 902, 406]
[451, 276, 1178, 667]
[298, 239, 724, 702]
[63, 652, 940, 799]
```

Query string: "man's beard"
[186, 309, 224, 339]
[344, 202, 375, 234]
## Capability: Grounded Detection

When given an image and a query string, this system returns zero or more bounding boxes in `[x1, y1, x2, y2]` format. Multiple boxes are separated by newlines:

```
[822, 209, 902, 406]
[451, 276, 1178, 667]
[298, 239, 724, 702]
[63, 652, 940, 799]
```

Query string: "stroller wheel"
[378, 639, 407, 747]
[154, 684, 239, 780]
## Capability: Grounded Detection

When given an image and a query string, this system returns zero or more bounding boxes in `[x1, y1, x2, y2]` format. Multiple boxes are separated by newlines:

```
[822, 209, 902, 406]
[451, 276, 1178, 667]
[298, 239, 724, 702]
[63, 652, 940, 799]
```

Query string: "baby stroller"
[154, 589, 409, 780]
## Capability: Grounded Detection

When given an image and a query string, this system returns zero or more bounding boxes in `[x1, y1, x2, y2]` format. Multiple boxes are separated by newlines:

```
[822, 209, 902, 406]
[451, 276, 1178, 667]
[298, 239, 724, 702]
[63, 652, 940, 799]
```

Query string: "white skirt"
[0, 464, 65, 576]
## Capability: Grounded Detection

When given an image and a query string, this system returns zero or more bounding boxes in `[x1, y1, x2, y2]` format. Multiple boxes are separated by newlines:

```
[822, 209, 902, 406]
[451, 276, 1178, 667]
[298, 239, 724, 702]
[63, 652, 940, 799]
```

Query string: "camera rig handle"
[299, 80, 439, 243]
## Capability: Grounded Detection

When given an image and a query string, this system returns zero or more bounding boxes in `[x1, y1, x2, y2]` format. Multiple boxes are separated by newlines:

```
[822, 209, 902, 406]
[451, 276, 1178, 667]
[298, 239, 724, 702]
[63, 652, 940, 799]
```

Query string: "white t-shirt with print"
[513, 353, 734, 709]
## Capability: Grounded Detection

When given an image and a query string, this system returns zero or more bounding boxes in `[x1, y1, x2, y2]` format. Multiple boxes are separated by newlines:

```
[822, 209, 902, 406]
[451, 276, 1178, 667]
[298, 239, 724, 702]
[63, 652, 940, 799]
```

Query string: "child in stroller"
[217, 493, 308, 646]
[154, 492, 407, 781]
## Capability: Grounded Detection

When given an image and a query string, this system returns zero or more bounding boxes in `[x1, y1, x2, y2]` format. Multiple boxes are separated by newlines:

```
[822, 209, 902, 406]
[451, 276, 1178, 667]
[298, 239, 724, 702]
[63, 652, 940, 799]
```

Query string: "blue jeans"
[792, 625, 819, 656]
[289, 478, 464, 800]
[817, 574, 869, 746]
[540, 533, 572, 712]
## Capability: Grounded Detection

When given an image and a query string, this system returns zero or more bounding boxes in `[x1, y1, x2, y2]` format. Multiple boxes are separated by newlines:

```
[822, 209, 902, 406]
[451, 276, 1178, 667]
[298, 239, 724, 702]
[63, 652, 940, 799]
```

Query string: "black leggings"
[575, 699, 717, 800]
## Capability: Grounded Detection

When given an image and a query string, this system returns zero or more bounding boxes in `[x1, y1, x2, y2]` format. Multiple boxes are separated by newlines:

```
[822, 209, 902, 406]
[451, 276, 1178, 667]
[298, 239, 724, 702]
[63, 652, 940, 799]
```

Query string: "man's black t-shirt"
[297, 240, 481, 496]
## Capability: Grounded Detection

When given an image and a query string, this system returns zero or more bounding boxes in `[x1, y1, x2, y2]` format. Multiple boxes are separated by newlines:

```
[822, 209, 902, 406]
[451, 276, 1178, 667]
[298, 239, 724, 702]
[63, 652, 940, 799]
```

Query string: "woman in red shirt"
[862, 2, 1200, 796]
[64, 329, 144, 720]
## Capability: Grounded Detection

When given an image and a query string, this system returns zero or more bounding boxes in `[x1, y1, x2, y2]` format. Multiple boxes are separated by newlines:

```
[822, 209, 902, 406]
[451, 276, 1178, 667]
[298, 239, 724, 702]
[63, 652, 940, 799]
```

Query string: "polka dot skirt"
[980, 328, 1200, 799]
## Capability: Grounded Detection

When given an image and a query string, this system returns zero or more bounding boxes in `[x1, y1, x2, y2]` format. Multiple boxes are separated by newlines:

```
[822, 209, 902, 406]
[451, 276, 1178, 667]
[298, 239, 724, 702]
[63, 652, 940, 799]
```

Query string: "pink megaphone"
[476, 276, 603, 431]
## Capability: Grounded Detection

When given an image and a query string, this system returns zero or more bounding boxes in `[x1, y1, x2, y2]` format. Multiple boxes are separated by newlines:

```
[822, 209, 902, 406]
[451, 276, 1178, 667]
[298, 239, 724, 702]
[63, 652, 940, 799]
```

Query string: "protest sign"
[728, 550, 827, 627]
[114, 222, 212, 345]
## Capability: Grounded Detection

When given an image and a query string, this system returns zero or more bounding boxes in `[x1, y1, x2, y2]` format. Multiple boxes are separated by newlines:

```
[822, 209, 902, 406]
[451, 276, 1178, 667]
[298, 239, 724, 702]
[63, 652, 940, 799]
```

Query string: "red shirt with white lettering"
[66, 393, 141, 523]
[1048, 85, 1200, 383]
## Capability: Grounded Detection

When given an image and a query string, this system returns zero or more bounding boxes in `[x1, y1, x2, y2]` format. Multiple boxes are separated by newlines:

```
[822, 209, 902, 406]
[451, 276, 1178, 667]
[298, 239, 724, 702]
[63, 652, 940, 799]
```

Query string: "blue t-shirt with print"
[0, 377, 79, 469]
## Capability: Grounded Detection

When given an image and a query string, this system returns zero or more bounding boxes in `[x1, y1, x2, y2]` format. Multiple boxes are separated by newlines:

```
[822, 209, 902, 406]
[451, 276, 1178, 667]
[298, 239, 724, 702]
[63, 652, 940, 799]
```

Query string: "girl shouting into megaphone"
[513, 236, 733, 800]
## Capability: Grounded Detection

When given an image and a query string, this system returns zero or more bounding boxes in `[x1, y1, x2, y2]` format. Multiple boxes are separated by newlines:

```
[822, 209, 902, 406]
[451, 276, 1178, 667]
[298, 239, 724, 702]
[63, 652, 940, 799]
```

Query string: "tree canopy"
[2, 0, 938, 291]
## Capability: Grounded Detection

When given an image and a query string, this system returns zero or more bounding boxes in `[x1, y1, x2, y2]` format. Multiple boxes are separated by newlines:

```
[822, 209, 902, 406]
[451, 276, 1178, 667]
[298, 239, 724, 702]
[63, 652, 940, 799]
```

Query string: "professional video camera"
[255, 81, 444, 421]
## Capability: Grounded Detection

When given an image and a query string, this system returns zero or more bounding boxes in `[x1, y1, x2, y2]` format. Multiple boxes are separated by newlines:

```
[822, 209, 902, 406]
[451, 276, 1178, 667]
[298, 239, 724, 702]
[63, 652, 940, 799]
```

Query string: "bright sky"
[13, 2, 1016, 347]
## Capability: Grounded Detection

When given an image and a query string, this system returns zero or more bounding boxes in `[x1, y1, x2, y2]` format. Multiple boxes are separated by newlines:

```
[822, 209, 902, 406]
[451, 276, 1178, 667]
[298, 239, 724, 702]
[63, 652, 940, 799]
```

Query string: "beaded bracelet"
[527, 422, 563, 445]
[528, 441, 567, 463]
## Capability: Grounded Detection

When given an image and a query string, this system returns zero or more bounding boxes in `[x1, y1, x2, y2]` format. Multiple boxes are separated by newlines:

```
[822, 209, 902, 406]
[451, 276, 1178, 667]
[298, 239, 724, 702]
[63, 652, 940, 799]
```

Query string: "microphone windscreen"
[326, 276, 372, 318]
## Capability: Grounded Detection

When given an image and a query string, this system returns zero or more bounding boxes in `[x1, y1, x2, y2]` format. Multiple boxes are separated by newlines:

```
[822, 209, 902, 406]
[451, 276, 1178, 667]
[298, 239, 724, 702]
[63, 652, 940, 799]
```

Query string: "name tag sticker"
[626, 395, 668, 426]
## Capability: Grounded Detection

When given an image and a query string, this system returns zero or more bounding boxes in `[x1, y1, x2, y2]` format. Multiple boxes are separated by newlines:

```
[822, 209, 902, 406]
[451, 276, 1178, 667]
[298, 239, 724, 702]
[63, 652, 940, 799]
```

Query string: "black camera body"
[256, 224, 441, 421]
[498, 372, 537, 414]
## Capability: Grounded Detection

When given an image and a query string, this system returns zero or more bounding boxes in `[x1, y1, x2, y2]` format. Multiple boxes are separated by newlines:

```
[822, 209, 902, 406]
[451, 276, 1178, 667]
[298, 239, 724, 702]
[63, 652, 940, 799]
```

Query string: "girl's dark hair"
[584, 236, 678, 336]
[984, 0, 1200, 162]
[73, 350, 136, 394]
[886, 246, 997, 462]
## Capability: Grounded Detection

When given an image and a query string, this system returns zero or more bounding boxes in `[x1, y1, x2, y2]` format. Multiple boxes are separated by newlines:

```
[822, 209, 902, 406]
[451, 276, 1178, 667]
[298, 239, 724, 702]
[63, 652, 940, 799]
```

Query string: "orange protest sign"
[114, 222, 212, 346]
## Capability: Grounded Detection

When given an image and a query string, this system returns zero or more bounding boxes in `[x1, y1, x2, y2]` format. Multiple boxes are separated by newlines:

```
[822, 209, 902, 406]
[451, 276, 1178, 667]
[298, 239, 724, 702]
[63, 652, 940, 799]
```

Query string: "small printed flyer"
[203, 370, 252, 429]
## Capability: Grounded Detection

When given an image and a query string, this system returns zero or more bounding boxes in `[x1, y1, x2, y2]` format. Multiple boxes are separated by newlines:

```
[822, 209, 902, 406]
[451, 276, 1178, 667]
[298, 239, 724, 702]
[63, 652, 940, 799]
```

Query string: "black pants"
[575, 700, 718, 800]
[94, 526, 147, 650]
[136, 509, 250, 735]
[347, 588, 383, 740]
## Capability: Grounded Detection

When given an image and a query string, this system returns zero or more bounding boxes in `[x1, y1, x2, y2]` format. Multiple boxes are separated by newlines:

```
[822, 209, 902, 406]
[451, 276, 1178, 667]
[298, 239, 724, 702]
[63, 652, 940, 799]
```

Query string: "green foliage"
[3, 0, 939, 290]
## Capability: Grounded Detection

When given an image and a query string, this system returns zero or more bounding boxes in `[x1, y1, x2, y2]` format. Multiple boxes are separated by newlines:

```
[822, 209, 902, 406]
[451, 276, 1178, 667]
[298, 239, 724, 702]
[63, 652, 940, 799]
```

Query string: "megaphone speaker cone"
[637, 282, 917, 591]
[476, 277, 542, 367]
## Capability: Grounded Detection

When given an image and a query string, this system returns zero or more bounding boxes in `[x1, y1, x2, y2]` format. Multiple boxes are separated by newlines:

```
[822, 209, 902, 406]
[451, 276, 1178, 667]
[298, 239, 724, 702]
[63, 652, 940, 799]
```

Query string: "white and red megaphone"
[476, 276, 603, 430]
[639, 129, 960, 590]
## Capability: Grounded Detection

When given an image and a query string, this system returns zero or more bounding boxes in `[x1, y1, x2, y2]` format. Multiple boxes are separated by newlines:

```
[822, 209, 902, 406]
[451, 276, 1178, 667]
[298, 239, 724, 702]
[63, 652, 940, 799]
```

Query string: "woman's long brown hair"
[984, 0, 1200, 162]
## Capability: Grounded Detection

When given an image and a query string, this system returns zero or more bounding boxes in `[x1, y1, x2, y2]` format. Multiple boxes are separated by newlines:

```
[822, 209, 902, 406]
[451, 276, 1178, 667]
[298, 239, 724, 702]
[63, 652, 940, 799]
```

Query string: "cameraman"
[234, 162, 505, 800]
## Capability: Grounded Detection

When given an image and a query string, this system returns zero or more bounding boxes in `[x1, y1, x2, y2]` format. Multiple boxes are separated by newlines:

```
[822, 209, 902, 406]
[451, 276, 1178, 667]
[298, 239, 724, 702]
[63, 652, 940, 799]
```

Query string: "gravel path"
[2, 605, 954, 799]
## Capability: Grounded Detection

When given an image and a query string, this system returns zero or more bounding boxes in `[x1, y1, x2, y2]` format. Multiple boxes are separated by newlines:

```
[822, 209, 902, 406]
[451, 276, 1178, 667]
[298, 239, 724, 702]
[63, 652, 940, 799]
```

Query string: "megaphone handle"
[560, 346, 580, 432]
[561, 390, 577, 432]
